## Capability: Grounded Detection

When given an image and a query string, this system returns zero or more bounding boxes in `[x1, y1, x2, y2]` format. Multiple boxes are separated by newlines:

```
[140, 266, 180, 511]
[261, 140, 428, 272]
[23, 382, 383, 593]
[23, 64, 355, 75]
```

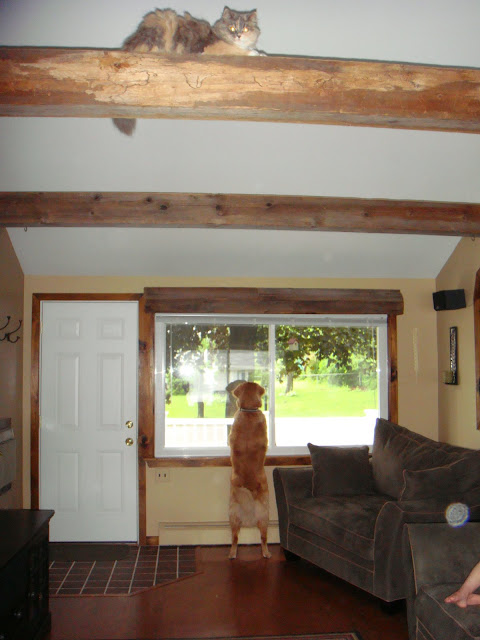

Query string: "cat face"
[214, 7, 260, 50]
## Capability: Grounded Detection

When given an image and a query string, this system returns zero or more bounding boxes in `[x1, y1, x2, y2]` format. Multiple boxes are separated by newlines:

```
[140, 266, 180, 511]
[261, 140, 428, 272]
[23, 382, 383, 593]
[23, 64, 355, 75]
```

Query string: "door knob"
[125, 437, 134, 446]
[126, 420, 134, 429]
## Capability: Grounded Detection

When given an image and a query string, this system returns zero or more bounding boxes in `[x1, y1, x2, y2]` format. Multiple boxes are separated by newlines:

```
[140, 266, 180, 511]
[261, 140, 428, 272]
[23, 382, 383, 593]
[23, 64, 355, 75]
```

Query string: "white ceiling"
[1, 0, 479, 279]
[6, 227, 461, 278]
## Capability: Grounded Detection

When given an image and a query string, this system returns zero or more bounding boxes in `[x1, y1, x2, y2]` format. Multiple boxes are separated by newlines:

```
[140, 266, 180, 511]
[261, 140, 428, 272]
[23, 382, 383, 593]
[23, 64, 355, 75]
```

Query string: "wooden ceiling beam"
[0, 47, 479, 132]
[1, 192, 480, 235]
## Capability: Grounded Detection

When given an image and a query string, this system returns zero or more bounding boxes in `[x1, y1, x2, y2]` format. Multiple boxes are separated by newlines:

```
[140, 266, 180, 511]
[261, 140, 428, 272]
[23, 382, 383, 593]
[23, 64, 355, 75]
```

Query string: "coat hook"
[0, 317, 22, 343]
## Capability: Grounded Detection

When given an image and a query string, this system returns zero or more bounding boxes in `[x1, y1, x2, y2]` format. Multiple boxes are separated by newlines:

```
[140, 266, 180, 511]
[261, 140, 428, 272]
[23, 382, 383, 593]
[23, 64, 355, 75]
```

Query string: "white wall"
[1, 0, 479, 201]
[436, 238, 480, 449]
[2, 0, 480, 64]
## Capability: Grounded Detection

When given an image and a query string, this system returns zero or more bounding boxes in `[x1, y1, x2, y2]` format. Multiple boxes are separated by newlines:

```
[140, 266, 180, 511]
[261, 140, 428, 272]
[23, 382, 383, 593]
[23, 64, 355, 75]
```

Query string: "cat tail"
[112, 118, 136, 136]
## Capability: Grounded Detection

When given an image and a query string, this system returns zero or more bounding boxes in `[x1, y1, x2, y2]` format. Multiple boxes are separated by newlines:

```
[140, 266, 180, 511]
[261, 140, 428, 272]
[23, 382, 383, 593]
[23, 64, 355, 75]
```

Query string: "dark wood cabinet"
[0, 509, 54, 640]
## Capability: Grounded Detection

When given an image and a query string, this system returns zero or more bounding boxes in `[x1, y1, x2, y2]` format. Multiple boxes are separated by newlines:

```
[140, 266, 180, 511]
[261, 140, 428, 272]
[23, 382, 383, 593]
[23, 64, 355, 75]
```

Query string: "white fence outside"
[165, 410, 378, 448]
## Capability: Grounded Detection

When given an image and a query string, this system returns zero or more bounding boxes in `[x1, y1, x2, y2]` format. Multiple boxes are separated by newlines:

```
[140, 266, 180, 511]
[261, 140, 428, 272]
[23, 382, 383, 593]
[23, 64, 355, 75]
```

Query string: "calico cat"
[113, 6, 263, 135]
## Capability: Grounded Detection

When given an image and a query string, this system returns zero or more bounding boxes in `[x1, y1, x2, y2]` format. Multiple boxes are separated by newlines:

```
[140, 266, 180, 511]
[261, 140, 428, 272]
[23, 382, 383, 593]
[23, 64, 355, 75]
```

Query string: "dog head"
[233, 381, 265, 411]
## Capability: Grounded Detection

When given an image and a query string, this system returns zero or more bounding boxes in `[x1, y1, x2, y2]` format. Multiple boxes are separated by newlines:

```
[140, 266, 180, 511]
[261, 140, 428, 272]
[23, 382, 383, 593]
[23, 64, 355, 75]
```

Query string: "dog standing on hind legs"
[228, 381, 271, 559]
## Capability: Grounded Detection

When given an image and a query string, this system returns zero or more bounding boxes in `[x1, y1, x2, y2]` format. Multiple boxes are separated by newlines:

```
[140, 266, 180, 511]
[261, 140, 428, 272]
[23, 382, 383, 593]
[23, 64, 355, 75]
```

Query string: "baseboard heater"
[159, 520, 279, 531]
[158, 520, 279, 545]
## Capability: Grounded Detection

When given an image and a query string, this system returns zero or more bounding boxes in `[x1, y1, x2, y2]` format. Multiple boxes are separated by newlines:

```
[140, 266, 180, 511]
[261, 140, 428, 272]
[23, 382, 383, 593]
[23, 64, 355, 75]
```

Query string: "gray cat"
[113, 7, 263, 136]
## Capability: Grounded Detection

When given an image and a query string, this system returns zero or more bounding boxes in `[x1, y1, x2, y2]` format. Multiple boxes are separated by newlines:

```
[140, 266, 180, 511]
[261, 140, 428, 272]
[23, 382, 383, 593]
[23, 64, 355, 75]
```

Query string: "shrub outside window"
[154, 314, 388, 457]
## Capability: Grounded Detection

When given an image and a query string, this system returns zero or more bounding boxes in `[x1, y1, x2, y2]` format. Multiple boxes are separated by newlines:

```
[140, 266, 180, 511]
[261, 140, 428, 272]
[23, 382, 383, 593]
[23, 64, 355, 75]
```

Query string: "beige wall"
[0, 229, 24, 508]
[22, 275, 439, 541]
[436, 237, 480, 449]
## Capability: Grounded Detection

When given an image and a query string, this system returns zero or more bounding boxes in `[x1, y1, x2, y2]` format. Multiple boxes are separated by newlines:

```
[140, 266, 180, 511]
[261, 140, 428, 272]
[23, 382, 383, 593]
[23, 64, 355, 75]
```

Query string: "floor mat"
[50, 543, 130, 562]
[147, 635, 363, 640]
[49, 545, 197, 596]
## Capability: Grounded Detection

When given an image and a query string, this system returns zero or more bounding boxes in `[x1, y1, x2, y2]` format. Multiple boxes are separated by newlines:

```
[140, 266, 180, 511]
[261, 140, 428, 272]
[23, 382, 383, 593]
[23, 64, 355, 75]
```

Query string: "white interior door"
[39, 300, 139, 542]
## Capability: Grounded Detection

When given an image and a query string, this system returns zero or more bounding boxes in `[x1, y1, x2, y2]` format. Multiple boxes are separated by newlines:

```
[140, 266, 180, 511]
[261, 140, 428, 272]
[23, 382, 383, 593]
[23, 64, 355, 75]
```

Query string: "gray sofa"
[403, 523, 480, 640]
[273, 418, 480, 603]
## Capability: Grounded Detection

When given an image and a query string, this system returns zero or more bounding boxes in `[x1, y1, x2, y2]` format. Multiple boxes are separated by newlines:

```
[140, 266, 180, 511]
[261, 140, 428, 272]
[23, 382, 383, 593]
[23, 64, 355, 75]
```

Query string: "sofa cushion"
[371, 419, 456, 499]
[288, 494, 389, 561]
[401, 465, 457, 502]
[308, 443, 374, 497]
[454, 452, 480, 493]
[415, 583, 480, 640]
[400, 453, 480, 501]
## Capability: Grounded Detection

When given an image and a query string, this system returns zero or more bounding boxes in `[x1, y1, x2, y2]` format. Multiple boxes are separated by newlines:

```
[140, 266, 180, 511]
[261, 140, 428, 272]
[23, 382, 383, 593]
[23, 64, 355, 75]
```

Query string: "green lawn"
[166, 378, 376, 419]
[275, 378, 376, 417]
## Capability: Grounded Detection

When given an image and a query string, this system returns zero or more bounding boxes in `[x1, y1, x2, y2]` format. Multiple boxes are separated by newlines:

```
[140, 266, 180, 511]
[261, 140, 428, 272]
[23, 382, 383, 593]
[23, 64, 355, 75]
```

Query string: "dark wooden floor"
[47, 545, 409, 640]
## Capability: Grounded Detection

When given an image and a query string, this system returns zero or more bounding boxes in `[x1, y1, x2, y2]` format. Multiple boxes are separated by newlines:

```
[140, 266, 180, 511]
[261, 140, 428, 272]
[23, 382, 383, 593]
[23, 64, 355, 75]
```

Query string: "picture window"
[154, 314, 388, 457]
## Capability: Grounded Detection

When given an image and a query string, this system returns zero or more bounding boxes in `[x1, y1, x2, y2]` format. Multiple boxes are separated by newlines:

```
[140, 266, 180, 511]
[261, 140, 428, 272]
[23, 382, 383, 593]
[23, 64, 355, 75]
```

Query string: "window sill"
[144, 455, 311, 468]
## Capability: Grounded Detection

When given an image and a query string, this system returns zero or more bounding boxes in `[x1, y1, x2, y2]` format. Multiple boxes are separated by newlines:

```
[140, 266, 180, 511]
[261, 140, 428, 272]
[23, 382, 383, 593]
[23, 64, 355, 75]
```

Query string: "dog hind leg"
[258, 519, 271, 559]
[229, 517, 240, 559]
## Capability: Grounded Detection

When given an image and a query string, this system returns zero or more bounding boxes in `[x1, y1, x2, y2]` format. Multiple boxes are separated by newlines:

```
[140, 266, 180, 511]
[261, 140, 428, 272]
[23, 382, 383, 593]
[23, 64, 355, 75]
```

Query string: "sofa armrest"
[273, 467, 313, 549]
[273, 467, 313, 503]
[373, 498, 464, 602]
[404, 522, 480, 591]
[402, 522, 480, 640]
[374, 492, 480, 602]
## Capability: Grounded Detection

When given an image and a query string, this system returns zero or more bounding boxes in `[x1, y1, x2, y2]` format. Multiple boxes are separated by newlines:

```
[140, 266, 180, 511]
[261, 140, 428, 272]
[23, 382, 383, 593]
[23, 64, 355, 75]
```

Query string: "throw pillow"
[400, 466, 456, 502]
[400, 453, 480, 501]
[371, 419, 454, 499]
[308, 443, 374, 497]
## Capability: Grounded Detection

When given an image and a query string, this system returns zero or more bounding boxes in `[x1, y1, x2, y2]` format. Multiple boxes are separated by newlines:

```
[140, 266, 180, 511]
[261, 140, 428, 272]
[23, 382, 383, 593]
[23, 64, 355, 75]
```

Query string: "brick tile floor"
[49, 546, 197, 596]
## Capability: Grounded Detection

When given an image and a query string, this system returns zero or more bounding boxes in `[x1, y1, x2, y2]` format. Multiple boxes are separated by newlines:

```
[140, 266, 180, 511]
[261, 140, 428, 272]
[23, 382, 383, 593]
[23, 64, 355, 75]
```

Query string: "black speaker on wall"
[432, 289, 466, 311]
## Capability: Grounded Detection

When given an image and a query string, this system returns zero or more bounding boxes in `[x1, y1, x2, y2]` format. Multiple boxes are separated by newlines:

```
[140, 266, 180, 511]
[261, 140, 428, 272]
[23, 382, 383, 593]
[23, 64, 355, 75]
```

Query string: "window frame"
[154, 313, 389, 458]
[139, 287, 402, 465]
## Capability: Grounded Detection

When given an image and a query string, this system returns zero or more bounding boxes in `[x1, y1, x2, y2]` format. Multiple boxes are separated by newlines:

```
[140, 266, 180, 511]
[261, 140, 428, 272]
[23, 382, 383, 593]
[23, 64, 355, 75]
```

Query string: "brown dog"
[228, 381, 271, 559]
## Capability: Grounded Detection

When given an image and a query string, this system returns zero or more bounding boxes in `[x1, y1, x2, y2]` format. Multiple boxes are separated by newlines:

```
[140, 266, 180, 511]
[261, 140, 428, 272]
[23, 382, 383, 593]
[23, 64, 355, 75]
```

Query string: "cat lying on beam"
[113, 6, 264, 136]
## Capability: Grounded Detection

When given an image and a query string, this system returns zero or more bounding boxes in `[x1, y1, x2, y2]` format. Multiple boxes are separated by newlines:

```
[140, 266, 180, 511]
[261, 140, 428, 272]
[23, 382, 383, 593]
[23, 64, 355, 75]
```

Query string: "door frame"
[30, 293, 149, 544]
[475, 268, 480, 430]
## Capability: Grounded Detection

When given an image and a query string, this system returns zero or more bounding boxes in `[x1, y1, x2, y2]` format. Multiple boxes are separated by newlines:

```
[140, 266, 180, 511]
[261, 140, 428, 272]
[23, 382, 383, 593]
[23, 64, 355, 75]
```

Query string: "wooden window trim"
[144, 287, 404, 315]
[142, 287, 402, 466]
[145, 456, 312, 468]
